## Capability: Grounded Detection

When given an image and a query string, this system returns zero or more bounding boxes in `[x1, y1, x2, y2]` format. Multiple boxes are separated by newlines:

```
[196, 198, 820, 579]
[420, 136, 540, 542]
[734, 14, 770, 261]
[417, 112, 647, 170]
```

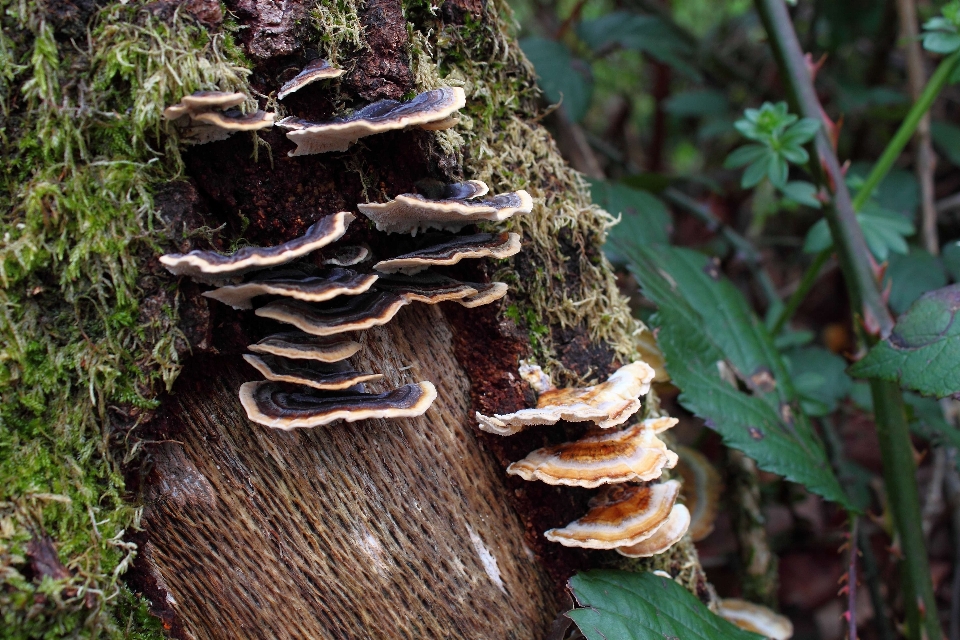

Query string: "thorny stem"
[859, 526, 898, 640]
[847, 518, 859, 640]
[755, 1, 941, 638]
[852, 50, 960, 214]
[770, 248, 829, 334]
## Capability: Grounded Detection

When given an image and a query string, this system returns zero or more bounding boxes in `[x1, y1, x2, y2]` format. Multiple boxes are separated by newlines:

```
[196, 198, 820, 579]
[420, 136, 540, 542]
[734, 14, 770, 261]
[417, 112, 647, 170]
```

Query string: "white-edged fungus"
[248, 332, 361, 363]
[674, 445, 723, 542]
[374, 232, 521, 275]
[159, 211, 354, 282]
[358, 190, 533, 235]
[505, 422, 678, 488]
[163, 91, 273, 144]
[322, 245, 370, 267]
[255, 292, 409, 336]
[475, 361, 656, 436]
[373, 271, 479, 304]
[615, 504, 690, 558]
[543, 480, 681, 549]
[277, 59, 345, 100]
[239, 380, 438, 429]
[202, 268, 378, 310]
[284, 87, 466, 156]
[717, 599, 794, 640]
[243, 354, 382, 390]
[456, 282, 509, 308]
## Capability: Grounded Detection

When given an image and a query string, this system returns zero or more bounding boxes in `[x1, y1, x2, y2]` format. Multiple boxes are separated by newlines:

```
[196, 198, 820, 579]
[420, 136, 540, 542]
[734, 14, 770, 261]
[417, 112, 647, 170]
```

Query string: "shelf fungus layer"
[160, 211, 354, 282]
[506, 422, 678, 488]
[282, 87, 466, 156]
[373, 272, 479, 304]
[248, 332, 361, 363]
[717, 600, 794, 640]
[256, 293, 409, 336]
[476, 361, 656, 436]
[359, 190, 533, 235]
[163, 91, 246, 119]
[163, 91, 273, 144]
[202, 268, 378, 310]
[239, 380, 438, 429]
[457, 282, 508, 308]
[243, 354, 382, 391]
[544, 480, 681, 549]
[277, 59, 344, 100]
[615, 504, 690, 558]
[374, 232, 522, 275]
[322, 245, 370, 267]
[675, 445, 723, 542]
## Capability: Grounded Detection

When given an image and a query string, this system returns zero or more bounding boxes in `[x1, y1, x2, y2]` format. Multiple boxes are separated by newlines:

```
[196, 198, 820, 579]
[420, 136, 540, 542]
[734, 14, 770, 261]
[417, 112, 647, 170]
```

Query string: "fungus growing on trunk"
[163, 91, 274, 144]
[359, 190, 533, 235]
[717, 599, 794, 639]
[544, 480, 681, 549]
[248, 332, 361, 362]
[277, 59, 344, 100]
[238, 380, 438, 430]
[242, 354, 382, 390]
[255, 293, 409, 336]
[505, 421, 678, 488]
[475, 361, 656, 435]
[373, 232, 522, 275]
[457, 282, 509, 308]
[160, 211, 354, 281]
[322, 245, 370, 267]
[615, 504, 691, 558]
[202, 268, 378, 309]
[674, 445, 723, 542]
[280, 87, 466, 156]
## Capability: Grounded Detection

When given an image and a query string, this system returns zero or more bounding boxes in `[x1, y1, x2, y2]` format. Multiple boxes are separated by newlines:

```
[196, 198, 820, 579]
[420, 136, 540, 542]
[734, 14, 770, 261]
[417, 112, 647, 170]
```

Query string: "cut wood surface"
[139, 305, 557, 638]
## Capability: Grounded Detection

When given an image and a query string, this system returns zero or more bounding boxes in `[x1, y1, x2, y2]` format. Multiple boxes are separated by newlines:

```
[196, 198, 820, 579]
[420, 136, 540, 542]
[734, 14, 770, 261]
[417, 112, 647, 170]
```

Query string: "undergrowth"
[0, 2, 250, 635]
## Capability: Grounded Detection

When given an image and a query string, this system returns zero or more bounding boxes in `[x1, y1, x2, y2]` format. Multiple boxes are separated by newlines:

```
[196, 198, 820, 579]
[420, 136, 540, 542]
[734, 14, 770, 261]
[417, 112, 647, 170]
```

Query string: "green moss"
[0, 2, 252, 636]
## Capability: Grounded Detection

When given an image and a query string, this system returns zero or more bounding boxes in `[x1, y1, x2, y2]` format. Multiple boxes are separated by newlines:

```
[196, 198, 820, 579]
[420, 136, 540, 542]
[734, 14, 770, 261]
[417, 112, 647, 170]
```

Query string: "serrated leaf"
[621, 244, 851, 507]
[592, 180, 671, 264]
[568, 570, 764, 640]
[850, 284, 960, 397]
[519, 37, 593, 122]
[785, 347, 852, 416]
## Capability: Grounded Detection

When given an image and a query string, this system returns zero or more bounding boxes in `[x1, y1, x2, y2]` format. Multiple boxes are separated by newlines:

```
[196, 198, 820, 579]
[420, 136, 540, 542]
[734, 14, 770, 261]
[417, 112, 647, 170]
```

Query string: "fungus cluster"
[477, 364, 690, 557]
[163, 91, 275, 144]
[161, 63, 529, 432]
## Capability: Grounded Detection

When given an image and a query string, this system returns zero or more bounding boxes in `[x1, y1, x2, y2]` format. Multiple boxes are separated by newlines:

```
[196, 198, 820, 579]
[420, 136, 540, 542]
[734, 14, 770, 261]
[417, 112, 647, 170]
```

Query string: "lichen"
[404, 0, 638, 385]
[0, 2, 252, 635]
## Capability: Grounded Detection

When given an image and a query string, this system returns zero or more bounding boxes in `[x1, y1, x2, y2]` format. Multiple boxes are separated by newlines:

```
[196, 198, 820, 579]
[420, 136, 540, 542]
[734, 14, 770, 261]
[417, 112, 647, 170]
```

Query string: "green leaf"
[664, 89, 729, 117]
[766, 156, 789, 188]
[724, 144, 768, 169]
[850, 284, 960, 397]
[905, 393, 960, 456]
[577, 13, 698, 78]
[943, 239, 960, 281]
[519, 37, 593, 122]
[622, 244, 851, 507]
[802, 218, 832, 253]
[923, 32, 960, 54]
[591, 180, 671, 264]
[784, 347, 852, 416]
[932, 121, 960, 167]
[779, 143, 809, 165]
[885, 248, 947, 314]
[801, 207, 914, 260]
[780, 181, 821, 208]
[568, 570, 764, 640]
[742, 157, 771, 188]
[781, 117, 821, 145]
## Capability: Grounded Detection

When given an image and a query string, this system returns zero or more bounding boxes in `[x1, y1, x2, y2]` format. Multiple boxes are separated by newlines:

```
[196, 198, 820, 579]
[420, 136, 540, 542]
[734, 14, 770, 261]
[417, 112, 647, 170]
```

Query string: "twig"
[754, 2, 943, 639]
[894, 0, 939, 255]
[846, 518, 859, 640]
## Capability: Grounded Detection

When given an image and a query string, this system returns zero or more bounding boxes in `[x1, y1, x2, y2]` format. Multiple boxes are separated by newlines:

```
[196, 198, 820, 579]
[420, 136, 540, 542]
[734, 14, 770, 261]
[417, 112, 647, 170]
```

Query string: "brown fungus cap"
[544, 480, 681, 549]
[202, 268, 378, 310]
[322, 245, 370, 267]
[277, 59, 345, 100]
[456, 282, 508, 308]
[163, 91, 246, 120]
[674, 445, 723, 542]
[239, 380, 437, 429]
[475, 361, 656, 436]
[191, 109, 276, 131]
[374, 232, 522, 275]
[506, 422, 678, 488]
[255, 292, 409, 336]
[248, 332, 361, 363]
[717, 600, 794, 640]
[615, 503, 690, 558]
[284, 87, 466, 156]
[159, 211, 354, 282]
[373, 272, 479, 304]
[243, 354, 382, 391]
[358, 190, 533, 235]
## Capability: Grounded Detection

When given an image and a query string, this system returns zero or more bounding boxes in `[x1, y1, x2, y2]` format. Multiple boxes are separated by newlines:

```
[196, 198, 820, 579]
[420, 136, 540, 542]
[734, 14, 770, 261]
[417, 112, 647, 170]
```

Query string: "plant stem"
[853, 50, 960, 213]
[847, 517, 859, 640]
[755, 1, 942, 638]
[771, 248, 829, 334]
[872, 378, 942, 640]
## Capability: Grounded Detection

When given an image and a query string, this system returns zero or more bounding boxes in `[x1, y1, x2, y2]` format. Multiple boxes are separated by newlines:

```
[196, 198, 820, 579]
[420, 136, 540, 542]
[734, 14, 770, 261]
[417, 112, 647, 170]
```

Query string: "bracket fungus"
[615, 504, 691, 558]
[505, 421, 678, 488]
[475, 361, 656, 436]
[202, 268, 378, 310]
[243, 354, 382, 391]
[277, 59, 344, 100]
[163, 91, 274, 144]
[544, 480, 681, 549]
[160, 211, 354, 282]
[374, 232, 522, 275]
[359, 189, 533, 235]
[239, 381, 438, 430]
[458, 282, 509, 308]
[248, 332, 361, 363]
[281, 87, 466, 156]
[255, 293, 409, 336]
[322, 245, 370, 267]
[717, 599, 794, 640]
[674, 445, 723, 542]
